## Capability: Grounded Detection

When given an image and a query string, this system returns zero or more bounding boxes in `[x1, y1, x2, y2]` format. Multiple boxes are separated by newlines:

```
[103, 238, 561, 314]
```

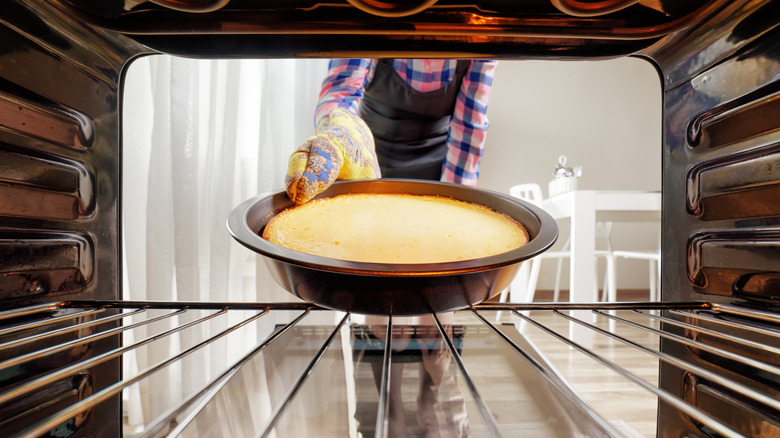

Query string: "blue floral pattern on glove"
[286, 109, 380, 203]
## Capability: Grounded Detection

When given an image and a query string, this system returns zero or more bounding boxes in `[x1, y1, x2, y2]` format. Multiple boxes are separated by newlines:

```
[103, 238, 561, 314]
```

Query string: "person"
[360, 314, 470, 438]
[285, 58, 498, 203]
[284, 59, 496, 436]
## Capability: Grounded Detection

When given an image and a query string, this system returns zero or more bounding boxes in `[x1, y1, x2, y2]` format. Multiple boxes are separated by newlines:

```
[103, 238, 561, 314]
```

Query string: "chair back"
[509, 183, 544, 205]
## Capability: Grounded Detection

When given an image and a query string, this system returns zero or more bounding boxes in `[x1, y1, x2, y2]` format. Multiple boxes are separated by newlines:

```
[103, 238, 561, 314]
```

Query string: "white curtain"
[121, 55, 331, 429]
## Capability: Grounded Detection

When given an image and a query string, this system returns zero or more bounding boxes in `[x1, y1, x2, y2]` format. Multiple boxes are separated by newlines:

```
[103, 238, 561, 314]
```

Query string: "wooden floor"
[479, 289, 660, 437]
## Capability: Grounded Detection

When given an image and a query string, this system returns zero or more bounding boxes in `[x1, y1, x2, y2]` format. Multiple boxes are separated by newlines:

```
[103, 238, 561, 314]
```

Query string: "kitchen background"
[481, 57, 662, 293]
[122, 55, 661, 306]
[120, 53, 660, 430]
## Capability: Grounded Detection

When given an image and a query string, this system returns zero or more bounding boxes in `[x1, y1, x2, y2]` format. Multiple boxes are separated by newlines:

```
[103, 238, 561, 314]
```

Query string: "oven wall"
[0, 1, 144, 434]
[1, 1, 777, 436]
[646, 1, 780, 435]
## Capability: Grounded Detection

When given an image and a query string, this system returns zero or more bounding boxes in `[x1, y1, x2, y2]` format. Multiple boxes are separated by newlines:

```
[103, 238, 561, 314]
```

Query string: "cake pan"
[227, 179, 558, 315]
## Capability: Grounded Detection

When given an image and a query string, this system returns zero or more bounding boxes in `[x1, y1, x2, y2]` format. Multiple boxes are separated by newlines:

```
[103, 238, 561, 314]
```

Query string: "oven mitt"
[285, 108, 381, 204]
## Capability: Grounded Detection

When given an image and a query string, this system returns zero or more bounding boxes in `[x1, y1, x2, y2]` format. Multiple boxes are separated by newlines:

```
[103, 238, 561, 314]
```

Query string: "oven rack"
[1, 301, 778, 438]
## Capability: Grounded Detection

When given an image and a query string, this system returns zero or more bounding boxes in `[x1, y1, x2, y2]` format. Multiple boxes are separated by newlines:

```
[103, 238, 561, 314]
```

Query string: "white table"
[540, 190, 661, 343]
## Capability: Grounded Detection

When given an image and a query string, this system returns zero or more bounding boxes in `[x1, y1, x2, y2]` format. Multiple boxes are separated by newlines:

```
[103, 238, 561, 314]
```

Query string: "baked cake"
[262, 193, 529, 263]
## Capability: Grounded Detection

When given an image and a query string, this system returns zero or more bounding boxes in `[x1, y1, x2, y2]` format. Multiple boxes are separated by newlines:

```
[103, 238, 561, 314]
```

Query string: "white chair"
[540, 221, 615, 302]
[610, 250, 660, 301]
[494, 184, 543, 321]
[509, 183, 545, 206]
[495, 183, 614, 322]
[608, 230, 661, 302]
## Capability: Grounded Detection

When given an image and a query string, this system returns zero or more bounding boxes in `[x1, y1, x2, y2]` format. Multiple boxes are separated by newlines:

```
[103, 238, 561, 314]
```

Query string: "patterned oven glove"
[285, 108, 381, 204]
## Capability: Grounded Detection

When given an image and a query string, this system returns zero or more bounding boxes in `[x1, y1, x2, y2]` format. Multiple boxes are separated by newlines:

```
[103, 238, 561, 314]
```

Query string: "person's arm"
[286, 59, 380, 204]
[441, 60, 498, 186]
[314, 58, 373, 129]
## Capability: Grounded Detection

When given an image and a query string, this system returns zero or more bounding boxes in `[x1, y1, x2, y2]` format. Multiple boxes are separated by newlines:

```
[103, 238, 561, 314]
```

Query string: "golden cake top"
[262, 193, 528, 264]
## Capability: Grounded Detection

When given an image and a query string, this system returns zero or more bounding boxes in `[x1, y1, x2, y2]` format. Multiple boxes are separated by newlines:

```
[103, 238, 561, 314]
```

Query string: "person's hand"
[285, 108, 381, 204]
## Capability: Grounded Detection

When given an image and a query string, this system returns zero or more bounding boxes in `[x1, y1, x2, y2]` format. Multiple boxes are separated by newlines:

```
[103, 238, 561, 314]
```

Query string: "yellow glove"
[286, 108, 381, 204]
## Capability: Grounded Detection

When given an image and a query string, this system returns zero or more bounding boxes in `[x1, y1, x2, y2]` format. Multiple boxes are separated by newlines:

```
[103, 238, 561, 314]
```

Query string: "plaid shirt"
[315, 59, 497, 186]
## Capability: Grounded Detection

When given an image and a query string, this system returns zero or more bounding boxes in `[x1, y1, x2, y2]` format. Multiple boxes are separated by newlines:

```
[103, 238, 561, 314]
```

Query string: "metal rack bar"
[0, 307, 105, 337]
[256, 312, 351, 438]
[158, 309, 311, 438]
[0, 307, 145, 351]
[1, 301, 776, 438]
[711, 303, 780, 325]
[374, 316, 393, 438]
[472, 301, 711, 311]
[554, 310, 780, 412]
[38, 300, 713, 312]
[17, 309, 270, 438]
[594, 310, 780, 376]
[60, 300, 317, 311]
[432, 312, 502, 437]
[0, 308, 188, 373]
[514, 310, 743, 438]
[472, 310, 623, 437]
[498, 314, 585, 398]
[632, 309, 780, 356]
[0, 302, 61, 321]
[670, 308, 780, 339]
[0, 308, 214, 406]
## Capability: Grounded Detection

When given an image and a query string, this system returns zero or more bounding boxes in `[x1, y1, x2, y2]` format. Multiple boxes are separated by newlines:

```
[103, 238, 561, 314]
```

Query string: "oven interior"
[1, 0, 779, 437]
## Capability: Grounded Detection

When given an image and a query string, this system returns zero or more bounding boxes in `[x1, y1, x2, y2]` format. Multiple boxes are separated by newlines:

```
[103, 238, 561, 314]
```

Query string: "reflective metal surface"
[1, 301, 778, 437]
[0, 1, 146, 435]
[651, 0, 780, 305]
[643, 4, 780, 433]
[1, 0, 779, 437]
[53, 0, 724, 59]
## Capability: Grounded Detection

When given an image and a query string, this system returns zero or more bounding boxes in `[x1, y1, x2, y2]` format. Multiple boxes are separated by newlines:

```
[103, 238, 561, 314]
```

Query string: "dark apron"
[358, 59, 470, 180]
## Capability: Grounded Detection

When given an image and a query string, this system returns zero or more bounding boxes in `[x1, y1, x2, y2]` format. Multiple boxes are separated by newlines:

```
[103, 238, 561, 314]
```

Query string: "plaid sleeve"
[314, 59, 373, 130]
[441, 60, 498, 186]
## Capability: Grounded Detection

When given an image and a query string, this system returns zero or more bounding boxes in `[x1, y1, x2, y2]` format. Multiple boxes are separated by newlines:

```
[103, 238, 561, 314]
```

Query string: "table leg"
[569, 191, 596, 347]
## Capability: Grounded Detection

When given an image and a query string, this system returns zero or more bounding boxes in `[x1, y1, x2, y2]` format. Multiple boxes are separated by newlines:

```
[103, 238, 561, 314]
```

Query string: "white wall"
[477, 57, 662, 291]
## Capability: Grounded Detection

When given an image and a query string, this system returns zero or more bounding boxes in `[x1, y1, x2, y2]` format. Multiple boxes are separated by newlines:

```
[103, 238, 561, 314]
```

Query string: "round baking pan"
[227, 179, 558, 315]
